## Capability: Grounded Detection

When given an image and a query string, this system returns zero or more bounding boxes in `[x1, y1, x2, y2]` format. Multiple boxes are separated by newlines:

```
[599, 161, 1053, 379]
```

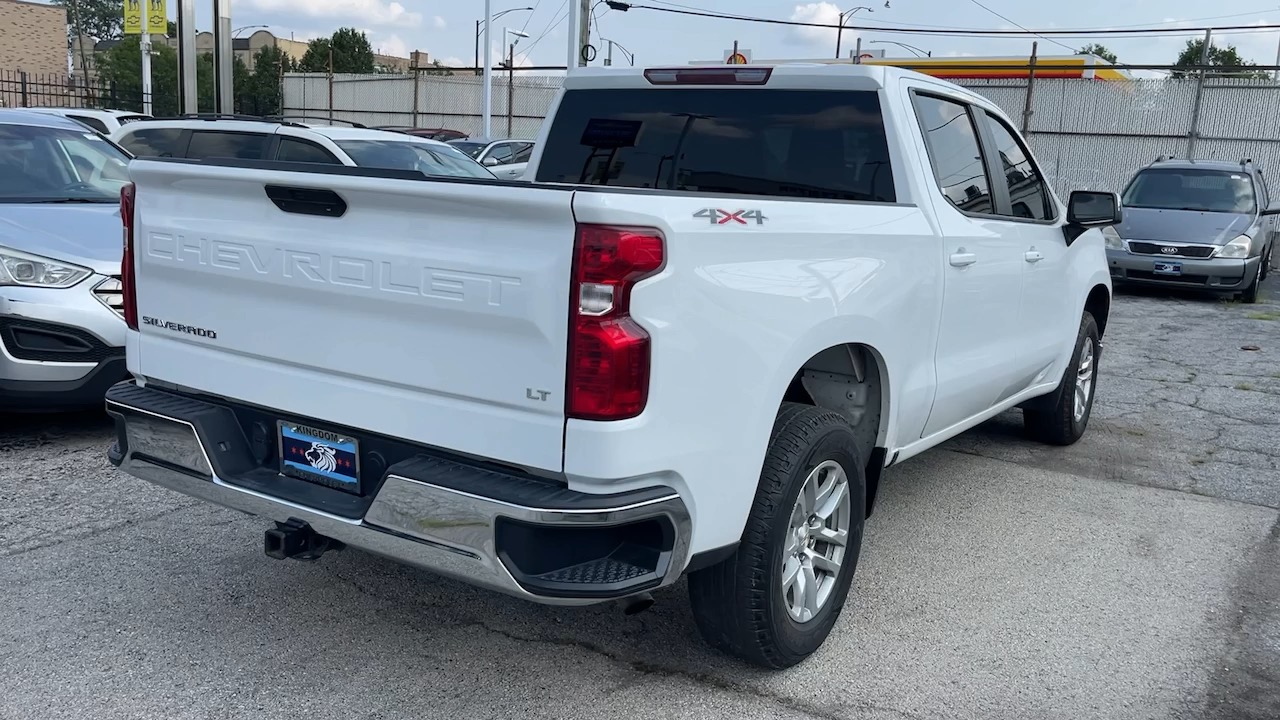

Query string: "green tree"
[53, 0, 121, 41]
[1077, 43, 1117, 64]
[238, 45, 292, 115]
[97, 36, 181, 115]
[420, 59, 454, 77]
[195, 52, 249, 112]
[1173, 38, 1267, 78]
[298, 28, 375, 73]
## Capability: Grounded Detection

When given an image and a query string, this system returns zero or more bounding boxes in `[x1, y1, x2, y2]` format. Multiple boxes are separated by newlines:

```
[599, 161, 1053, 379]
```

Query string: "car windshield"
[1122, 168, 1256, 214]
[448, 141, 487, 159]
[0, 122, 131, 203]
[335, 139, 494, 179]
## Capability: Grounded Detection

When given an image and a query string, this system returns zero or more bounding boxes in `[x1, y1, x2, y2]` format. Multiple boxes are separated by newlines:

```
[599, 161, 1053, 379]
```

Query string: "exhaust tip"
[619, 592, 655, 616]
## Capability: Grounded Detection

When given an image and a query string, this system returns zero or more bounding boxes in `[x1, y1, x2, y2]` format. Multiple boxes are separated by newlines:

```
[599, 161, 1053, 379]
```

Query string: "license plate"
[1153, 261, 1182, 276]
[278, 421, 360, 493]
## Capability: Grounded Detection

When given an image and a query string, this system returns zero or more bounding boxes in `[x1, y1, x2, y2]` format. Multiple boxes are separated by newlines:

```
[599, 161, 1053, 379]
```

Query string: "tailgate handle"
[264, 185, 347, 218]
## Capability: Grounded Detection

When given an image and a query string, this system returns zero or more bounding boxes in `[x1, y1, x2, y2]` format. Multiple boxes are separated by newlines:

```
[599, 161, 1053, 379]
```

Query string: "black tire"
[688, 403, 866, 669]
[1241, 257, 1263, 304]
[1024, 312, 1101, 446]
[1261, 244, 1272, 282]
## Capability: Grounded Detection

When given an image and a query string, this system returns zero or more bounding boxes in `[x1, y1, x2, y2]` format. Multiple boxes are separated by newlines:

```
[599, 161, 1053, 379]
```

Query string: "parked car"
[376, 126, 469, 142]
[1106, 157, 1276, 302]
[109, 118, 494, 179]
[28, 107, 151, 135]
[448, 137, 535, 167]
[0, 110, 132, 411]
[104, 65, 1115, 668]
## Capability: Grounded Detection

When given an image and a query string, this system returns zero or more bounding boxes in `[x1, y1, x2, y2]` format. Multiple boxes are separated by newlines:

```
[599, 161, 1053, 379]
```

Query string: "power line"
[520, 0, 542, 33]
[604, 2, 1280, 37]
[962, 0, 1077, 53]
[520, 0, 569, 61]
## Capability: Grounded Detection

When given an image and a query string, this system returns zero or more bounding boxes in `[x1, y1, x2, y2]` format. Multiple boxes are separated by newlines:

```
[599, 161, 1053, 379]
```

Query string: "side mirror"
[1064, 190, 1122, 244]
[1261, 204, 1280, 216]
[482, 156, 500, 167]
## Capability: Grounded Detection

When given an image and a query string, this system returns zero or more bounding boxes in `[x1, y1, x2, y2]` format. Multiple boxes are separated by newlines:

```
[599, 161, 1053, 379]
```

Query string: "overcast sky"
[160, 0, 1280, 69]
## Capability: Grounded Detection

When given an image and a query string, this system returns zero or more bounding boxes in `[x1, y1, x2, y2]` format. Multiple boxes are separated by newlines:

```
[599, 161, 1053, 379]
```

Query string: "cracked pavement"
[2, 287, 1278, 720]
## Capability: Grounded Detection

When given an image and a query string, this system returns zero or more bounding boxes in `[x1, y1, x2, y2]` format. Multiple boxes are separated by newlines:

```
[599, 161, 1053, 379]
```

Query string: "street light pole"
[869, 40, 930, 58]
[835, 6, 873, 60]
[505, 28, 528, 138]
[483, 0, 493, 138]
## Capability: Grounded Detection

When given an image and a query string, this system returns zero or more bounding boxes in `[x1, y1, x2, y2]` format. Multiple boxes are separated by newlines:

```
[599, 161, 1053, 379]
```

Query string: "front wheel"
[1241, 258, 1263, 304]
[1024, 312, 1101, 446]
[688, 403, 866, 669]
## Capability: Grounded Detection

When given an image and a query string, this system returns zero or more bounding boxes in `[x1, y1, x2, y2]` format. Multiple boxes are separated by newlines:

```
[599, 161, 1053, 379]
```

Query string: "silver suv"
[1106, 157, 1276, 303]
[0, 110, 132, 410]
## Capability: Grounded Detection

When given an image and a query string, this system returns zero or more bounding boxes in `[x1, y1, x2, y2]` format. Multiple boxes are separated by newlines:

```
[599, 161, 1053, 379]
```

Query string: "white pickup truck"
[106, 65, 1118, 668]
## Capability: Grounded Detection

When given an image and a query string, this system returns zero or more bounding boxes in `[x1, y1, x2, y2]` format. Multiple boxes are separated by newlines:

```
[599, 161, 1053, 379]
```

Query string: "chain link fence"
[284, 72, 561, 139]
[286, 66, 1280, 195]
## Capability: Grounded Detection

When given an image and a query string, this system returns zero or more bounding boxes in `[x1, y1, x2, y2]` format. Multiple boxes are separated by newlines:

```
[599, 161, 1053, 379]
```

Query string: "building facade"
[0, 0, 67, 76]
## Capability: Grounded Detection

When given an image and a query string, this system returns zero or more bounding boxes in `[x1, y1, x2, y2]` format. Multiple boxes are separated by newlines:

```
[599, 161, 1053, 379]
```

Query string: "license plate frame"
[1153, 260, 1183, 276]
[277, 421, 361, 494]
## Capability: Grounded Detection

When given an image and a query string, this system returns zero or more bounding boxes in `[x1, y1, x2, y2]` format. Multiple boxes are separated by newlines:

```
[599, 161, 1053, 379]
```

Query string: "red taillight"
[567, 224, 664, 421]
[119, 182, 138, 330]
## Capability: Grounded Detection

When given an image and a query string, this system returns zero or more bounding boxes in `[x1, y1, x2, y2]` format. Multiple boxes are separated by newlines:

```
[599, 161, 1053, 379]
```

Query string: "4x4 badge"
[694, 208, 767, 226]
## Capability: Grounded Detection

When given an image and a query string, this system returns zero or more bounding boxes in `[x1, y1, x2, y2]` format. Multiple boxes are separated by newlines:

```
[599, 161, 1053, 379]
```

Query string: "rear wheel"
[688, 403, 866, 669]
[1025, 312, 1100, 446]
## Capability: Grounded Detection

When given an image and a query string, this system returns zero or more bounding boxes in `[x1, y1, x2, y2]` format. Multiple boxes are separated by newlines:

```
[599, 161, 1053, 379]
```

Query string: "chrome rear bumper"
[105, 382, 691, 606]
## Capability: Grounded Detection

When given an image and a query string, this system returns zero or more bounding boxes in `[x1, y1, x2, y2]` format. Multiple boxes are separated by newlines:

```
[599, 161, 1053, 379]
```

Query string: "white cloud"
[239, 0, 421, 27]
[789, 2, 843, 46]
[440, 56, 468, 67]
[374, 33, 409, 58]
[432, 15, 447, 30]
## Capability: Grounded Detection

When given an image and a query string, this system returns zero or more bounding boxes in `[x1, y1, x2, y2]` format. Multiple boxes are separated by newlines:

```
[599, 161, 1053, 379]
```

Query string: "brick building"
[0, 0, 68, 76]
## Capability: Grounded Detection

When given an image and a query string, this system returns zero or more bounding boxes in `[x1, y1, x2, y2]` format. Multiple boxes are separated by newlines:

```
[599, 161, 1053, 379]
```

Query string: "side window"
[912, 94, 993, 215]
[512, 143, 534, 164]
[119, 127, 184, 158]
[982, 112, 1053, 221]
[186, 131, 269, 160]
[487, 143, 514, 164]
[277, 137, 340, 164]
[69, 115, 109, 134]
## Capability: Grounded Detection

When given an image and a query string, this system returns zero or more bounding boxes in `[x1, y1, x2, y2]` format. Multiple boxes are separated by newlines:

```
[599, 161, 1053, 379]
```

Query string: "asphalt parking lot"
[2, 286, 1278, 720]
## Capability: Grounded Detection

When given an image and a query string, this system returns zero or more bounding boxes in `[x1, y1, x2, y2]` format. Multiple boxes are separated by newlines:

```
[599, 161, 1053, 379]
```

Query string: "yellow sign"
[124, 0, 167, 35]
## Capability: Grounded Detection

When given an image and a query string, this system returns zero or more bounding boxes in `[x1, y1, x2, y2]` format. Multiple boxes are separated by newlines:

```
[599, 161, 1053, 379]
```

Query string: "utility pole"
[1187, 29, 1212, 158]
[483, 0, 493, 137]
[507, 37, 515, 138]
[213, 0, 233, 113]
[566, 0, 578, 70]
[475, 20, 482, 75]
[139, 0, 152, 115]
[579, 0, 591, 67]
[177, 0, 197, 114]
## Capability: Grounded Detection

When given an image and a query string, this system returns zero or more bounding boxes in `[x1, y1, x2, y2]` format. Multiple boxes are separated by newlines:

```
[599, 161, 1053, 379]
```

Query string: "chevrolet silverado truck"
[105, 65, 1119, 668]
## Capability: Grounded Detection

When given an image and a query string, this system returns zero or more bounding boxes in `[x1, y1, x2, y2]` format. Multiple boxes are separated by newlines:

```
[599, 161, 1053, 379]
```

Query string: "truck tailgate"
[128, 161, 575, 472]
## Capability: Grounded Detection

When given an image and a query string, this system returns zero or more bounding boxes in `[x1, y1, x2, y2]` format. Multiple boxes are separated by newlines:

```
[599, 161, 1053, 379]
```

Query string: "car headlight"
[1102, 226, 1124, 250]
[0, 247, 92, 288]
[1216, 235, 1253, 260]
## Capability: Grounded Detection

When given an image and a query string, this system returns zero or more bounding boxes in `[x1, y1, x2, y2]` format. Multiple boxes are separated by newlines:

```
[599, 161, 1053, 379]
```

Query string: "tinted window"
[913, 95, 992, 214]
[69, 115, 110, 134]
[486, 143, 515, 164]
[277, 137, 340, 164]
[983, 112, 1052, 220]
[1122, 168, 1256, 214]
[334, 140, 493, 179]
[119, 127, 184, 158]
[186, 131, 268, 160]
[0, 123, 130, 202]
[536, 88, 896, 203]
[512, 143, 534, 163]
[449, 141, 486, 158]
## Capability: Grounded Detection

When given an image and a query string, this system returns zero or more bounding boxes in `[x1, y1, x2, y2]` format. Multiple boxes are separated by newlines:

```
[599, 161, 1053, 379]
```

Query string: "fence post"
[411, 68, 421, 128]
[1021, 42, 1038, 135]
[1187, 29, 1212, 159]
[19, 71, 28, 107]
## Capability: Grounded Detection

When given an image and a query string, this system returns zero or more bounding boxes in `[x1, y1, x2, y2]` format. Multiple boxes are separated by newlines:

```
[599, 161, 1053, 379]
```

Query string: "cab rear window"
[535, 88, 896, 203]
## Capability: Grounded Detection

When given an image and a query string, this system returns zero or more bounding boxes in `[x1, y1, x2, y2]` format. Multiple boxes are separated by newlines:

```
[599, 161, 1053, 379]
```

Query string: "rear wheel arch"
[779, 343, 890, 517]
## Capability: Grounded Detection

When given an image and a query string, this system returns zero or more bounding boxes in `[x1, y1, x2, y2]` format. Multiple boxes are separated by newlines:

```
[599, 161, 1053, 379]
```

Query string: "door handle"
[949, 251, 978, 267]
[1024, 249, 1044, 263]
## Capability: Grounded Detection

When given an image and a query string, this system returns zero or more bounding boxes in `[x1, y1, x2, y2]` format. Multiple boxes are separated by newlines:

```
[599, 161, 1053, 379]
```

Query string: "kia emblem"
[1160, 246, 1178, 254]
